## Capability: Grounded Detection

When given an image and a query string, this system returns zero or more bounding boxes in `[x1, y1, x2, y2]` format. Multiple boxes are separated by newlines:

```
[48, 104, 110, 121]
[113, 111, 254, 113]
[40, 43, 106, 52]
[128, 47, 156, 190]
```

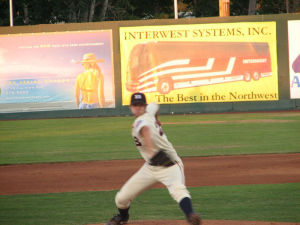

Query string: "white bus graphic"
[126, 41, 272, 94]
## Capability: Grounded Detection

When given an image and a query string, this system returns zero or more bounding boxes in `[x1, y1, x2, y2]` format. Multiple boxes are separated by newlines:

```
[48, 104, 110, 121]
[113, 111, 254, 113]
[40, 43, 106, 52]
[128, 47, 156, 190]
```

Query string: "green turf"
[0, 112, 300, 164]
[0, 183, 299, 225]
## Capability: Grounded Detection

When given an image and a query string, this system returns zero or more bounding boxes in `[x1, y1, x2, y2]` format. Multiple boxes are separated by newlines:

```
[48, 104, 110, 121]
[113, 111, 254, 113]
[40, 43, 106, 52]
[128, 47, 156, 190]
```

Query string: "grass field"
[1, 183, 300, 225]
[0, 111, 300, 225]
[0, 112, 300, 165]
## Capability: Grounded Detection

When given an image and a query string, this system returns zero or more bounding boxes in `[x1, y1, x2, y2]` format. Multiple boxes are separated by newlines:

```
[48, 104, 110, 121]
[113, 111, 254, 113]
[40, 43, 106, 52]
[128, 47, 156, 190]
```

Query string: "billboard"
[0, 30, 115, 113]
[120, 22, 278, 105]
[288, 20, 300, 99]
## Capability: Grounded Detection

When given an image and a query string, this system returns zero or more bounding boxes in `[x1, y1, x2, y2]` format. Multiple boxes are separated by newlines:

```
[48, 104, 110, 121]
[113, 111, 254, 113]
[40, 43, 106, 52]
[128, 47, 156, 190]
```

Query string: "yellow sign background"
[120, 22, 278, 105]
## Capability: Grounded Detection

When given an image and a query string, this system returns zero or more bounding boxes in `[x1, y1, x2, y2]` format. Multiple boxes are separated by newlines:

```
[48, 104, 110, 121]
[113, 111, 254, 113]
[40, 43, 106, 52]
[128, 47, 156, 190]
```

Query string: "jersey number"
[133, 136, 142, 146]
[133, 125, 164, 147]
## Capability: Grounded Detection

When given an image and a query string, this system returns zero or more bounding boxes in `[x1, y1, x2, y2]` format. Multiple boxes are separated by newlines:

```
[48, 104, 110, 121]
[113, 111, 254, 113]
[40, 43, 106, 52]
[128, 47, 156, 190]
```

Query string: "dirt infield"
[1, 153, 300, 195]
[1, 153, 300, 225]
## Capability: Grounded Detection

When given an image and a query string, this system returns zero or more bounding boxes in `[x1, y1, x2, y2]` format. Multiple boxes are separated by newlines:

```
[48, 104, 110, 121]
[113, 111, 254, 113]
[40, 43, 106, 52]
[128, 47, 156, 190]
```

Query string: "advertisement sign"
[0, 30, 115, 112]
[120, 22, 278, 105]
[288, 20, 300, 99]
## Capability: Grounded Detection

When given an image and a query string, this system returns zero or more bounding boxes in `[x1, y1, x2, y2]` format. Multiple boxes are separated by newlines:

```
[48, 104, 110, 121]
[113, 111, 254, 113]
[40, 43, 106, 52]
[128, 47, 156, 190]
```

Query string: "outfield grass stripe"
[164, 119, 297, 125]
[1, 113, 300, 165]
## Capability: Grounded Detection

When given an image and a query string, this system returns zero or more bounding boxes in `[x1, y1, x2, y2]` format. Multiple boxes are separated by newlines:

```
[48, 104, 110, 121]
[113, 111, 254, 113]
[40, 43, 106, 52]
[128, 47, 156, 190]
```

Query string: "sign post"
[9, 0, 13, 26]
[219, 0, 230, 17]
[174, 0, 178, 19]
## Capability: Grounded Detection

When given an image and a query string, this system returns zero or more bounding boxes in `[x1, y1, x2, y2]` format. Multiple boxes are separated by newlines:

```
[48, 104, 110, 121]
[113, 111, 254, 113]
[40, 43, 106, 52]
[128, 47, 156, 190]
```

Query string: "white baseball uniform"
[115, 103, 191, 209]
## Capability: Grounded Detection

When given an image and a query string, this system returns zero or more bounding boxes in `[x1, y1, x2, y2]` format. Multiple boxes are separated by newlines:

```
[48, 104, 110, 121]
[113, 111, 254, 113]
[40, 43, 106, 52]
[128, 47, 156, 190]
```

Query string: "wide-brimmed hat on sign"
[78, 53, 104, 64]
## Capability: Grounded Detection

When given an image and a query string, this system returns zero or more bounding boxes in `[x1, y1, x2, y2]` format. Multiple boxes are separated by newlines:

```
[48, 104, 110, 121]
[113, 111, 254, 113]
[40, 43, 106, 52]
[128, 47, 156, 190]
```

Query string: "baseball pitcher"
[106, 92, 201, 225]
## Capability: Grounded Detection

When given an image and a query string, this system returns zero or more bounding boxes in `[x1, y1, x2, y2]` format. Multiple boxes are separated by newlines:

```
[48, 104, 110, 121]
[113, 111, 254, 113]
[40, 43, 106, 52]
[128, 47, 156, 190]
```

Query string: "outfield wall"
[0, 13, 300, 120]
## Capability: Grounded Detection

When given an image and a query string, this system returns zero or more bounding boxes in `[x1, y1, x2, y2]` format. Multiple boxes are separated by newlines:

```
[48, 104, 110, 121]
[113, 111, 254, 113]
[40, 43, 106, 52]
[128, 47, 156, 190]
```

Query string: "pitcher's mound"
[92, 220, 300, 225]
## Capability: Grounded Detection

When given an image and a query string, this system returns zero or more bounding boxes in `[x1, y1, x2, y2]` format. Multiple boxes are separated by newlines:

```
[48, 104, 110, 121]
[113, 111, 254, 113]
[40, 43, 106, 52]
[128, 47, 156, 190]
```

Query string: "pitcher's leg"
[157, 162, 201, 225]
[157, 162, 190, 202]
[115, 163, 156, 209]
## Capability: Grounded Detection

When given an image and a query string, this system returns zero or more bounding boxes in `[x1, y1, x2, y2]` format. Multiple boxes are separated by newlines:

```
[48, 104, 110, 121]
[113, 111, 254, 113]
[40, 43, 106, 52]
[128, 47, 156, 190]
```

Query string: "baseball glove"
[149, 150, 175, 167]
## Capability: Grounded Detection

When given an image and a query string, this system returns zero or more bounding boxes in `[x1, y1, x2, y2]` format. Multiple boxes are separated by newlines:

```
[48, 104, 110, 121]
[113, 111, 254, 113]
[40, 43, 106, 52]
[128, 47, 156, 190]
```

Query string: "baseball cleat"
[188, 213, 202, 225]
[105, 214, 129, 225]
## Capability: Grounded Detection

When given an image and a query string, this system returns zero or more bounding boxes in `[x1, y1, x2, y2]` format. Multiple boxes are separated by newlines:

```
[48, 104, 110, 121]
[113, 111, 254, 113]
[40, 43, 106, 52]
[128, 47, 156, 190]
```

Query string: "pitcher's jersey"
[132, 103, 180, 163]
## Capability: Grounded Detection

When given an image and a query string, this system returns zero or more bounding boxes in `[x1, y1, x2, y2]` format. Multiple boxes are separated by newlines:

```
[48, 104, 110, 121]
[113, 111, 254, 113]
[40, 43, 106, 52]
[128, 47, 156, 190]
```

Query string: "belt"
[164, 161, 175, 167]
[149, 160, 176, 167]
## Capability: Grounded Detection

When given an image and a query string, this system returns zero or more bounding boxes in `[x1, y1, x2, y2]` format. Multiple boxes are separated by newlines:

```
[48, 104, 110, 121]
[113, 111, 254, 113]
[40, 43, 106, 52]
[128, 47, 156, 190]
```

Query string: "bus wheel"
[158, 79, 173, 94]
[243, 72, 251, 82]
[252, 72, 260, 81]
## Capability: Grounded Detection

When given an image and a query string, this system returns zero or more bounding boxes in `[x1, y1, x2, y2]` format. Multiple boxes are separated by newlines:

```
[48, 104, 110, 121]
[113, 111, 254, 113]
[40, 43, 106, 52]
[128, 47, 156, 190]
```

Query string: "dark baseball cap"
[130, 92, 147, 106]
